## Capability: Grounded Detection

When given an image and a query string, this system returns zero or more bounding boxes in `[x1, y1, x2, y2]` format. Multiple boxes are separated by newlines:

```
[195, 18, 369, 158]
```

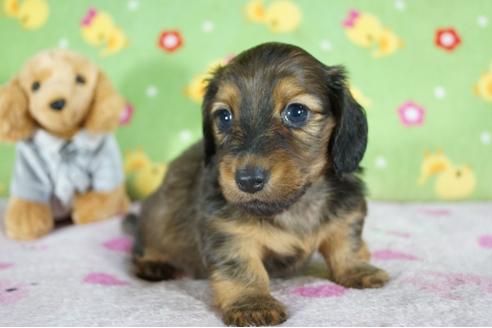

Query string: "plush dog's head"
[202, 42, 368, 216]
[0, 49, 124, 141]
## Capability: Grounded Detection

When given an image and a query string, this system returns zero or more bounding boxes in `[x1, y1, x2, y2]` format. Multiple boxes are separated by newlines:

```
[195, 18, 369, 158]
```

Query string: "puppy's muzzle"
[235, 165, 269, 194]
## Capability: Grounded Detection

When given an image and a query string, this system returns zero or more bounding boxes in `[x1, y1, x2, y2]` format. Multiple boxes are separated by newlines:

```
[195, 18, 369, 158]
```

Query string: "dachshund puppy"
[131, 42, 389, 326]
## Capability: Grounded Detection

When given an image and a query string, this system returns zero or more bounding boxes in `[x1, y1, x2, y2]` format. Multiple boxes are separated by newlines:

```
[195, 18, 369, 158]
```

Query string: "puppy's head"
[202, 42, 367, 216]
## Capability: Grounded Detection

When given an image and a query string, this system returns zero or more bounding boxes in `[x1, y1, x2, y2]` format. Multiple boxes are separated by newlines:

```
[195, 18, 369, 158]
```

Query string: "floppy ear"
[201, 70, 223, 165]
[84, 70, 125, 133]
[326, 66, 368, 175]
[0, 77, 36, 142]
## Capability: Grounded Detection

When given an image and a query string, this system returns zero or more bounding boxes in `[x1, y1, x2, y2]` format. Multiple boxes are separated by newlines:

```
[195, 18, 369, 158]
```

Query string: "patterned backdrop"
[0, 0, 491, 201]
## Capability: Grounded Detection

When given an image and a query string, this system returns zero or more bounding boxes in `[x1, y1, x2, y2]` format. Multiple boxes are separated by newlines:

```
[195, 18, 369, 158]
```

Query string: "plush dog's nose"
[50, 99, 66, 111]
[235, 166, 269, 194]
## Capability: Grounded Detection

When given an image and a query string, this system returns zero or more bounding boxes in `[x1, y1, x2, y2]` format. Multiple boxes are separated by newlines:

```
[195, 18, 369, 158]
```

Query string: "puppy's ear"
[84, 70, 125, 133]
[201, 71, 222, 165]
[326, 66, 368, 175]
[0, 77, 36, 142]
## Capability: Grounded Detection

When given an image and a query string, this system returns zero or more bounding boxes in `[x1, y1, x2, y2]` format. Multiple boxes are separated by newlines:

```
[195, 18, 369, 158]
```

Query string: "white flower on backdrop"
[319, 39, 332, 52]
[128, 0, 139, 12]
[394, 0, 406, 11]
[58, 38, 69, 49]
[202, 20, 215, 33]
[375, 156, 388, 169]
[434, 86, 446, 99]
[146, 85, 158, 98]
[477, 15, 488, 28]
[480, 131, 491, 145]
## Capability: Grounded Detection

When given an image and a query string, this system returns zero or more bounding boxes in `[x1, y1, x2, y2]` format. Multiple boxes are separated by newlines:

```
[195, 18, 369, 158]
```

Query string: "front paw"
[335, 262, 389, 289]
[223, 294, 287, 327]
[4, 197, 53, 240]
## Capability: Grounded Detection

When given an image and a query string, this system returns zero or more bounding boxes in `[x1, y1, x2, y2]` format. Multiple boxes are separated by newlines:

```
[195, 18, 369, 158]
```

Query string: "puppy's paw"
[5, 198, 53, 240]
[133, 259, 183, 281]
[335, 262, 389, 289]
[223, 294, 287, 327]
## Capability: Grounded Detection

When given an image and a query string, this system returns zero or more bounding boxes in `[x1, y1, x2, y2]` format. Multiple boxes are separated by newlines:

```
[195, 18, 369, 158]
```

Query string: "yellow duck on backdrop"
[418, 150, 476, 200]
[185, 56, 233, 103]
[80, 7, 128, 57]
[475, 63, 492, 102]
[245, 0, 301, 33]
[124, 149, 167, 201]
[343, 9, 402, 58]
[3, 0, 49, 30]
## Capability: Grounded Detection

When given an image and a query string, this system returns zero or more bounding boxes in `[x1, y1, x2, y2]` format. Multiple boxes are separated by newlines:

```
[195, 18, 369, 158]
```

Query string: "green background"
[0, 0, 491, 200]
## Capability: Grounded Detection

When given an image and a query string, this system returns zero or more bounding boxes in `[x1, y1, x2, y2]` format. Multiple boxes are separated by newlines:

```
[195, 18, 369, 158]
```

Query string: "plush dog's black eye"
[75, 75, 86, 85]
[31, 81, 40, 92]
[215, 108, 233, 132]
[282, 103, 309, 128]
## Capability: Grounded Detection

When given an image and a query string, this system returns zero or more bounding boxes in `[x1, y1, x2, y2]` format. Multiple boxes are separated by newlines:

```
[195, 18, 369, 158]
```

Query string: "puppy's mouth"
[232, 183, 310, 217]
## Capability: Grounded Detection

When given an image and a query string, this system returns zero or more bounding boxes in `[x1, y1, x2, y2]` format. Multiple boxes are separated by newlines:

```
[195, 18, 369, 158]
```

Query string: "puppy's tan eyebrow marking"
[273, 77, 324, 114]
[288, 94, 323, 113]
[273, 77, 305, 102]
[211, 102, 231, 114]
[214, 82, 241, 117]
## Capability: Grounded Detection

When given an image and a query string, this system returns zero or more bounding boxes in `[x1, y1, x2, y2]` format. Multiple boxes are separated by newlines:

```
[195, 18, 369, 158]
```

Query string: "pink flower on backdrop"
[435, 28, 461, 52]
[119, 103, 134, 125]
[397, 101, 426, 127]
[372, 249, 419, 261]
[0, 281, 29, 305]
[158, 30, 184, 53]
[102, 236, 133, 253]
[478, 235, 492, 249]
[83, 272, 129, 286]
[0, 262, 14, 270]
[291, 283, 347, 298]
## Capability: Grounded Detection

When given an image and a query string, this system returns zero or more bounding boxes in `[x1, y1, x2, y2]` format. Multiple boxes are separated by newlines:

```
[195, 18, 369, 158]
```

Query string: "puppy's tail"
[122, 213, 139, 235]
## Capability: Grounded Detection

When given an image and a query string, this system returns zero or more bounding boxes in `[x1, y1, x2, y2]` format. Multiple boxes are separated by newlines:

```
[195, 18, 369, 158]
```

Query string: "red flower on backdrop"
[158, 30, 183, 53]
[435, 28, 461, 52]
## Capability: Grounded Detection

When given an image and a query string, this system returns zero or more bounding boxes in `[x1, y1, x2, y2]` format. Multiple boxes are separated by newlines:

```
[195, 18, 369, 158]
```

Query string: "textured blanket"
[1, 200, 491, 326]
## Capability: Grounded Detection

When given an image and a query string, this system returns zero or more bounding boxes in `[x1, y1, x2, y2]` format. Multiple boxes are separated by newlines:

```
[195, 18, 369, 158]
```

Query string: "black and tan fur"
[130, 42, 389, 326]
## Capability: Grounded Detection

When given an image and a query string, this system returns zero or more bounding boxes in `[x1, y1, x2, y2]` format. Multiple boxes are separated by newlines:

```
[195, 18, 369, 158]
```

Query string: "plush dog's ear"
[326, 66, 368, 175]
[0, 77, 36, 142]
[84, 70, 125, 133]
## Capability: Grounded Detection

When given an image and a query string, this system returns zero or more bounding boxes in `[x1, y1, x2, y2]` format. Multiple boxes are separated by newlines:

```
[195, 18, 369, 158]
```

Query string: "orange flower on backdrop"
[435, 28, 461, 52]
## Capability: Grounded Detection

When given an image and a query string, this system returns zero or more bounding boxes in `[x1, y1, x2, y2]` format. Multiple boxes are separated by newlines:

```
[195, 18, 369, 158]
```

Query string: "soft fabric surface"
[1, 200, 491, 326]
[1, 1, 492, 201]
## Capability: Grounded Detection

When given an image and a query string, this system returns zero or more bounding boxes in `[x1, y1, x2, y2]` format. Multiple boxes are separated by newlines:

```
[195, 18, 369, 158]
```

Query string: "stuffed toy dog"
[0, 49, 130, 240]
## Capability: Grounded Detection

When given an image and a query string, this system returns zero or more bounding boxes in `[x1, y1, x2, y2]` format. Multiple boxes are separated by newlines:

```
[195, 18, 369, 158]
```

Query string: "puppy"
[131, 42, 389, 326]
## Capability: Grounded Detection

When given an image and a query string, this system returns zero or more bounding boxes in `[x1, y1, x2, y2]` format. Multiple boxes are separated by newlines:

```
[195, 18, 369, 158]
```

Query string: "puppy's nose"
[235, 166, 269, 194]
[50, 99, 66, 111]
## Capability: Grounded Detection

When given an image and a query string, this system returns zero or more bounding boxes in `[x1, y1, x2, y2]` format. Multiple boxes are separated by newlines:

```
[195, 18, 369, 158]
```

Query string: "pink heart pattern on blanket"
[372, 249, 419, 260]
[83, 272, 129, 286]
[0, 262, 14, 270]
[102, 236, 133, 253]
[0, 280, 29, 305]
[291, 283, 347, 298]
[478, 235, 492, 249]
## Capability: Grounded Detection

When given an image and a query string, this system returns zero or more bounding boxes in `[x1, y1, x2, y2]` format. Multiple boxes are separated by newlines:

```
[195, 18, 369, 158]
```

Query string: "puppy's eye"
[31, 81, 40, 92]
[75, 75, 86, 85]
[214, 108, 233, 132]
[282, 103, 310, 128]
